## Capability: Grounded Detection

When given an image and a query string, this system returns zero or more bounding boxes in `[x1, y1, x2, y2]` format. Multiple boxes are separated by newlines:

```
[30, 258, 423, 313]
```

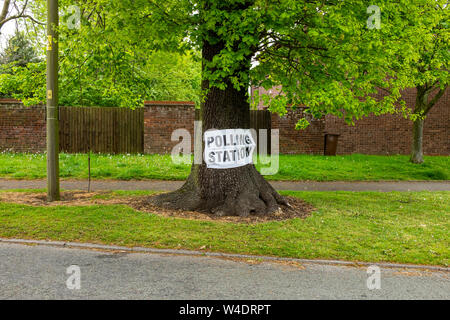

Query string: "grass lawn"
[0, 152, 449, 181]
[0, 190, 448, 266]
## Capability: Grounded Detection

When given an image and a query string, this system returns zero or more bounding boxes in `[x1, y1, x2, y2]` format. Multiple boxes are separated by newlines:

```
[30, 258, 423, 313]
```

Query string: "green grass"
[0, 152, 449, 181]
[0, 190, 448, 266]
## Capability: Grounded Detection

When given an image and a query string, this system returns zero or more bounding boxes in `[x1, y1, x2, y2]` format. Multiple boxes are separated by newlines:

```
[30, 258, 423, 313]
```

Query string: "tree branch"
[424, 85, 447, 114]
[0, 0, 44, 31]
[0, 0, 12, 30]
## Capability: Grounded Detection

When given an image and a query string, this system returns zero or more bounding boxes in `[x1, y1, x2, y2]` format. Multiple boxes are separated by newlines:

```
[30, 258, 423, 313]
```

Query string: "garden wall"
[324, 88, 449, 155]
[253, 87, 449, 155]
[0, 100, 46, 153]
[143, 101, 196, 154]
[0, 91, 448, 155]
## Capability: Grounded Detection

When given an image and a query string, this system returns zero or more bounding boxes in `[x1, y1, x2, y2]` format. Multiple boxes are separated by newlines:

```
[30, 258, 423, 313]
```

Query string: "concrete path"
[0, 242, 448, 300]
[1, 179, 449, 192]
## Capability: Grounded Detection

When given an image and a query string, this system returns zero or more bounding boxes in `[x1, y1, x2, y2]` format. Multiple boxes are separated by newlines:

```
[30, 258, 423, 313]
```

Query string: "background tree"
[0, 61, 44, 103]
[0, 0, 44, 32]
[0, 1, 202, 107]
[0, 29, 43, 102]
[390, 3, 448, 164]
[252, 0, 448, 164]
[0, 30, 39, 66]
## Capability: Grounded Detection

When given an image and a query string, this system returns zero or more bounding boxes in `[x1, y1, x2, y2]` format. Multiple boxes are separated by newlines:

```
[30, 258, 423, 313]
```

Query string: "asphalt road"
[1, 179, 449, 192]
[0, 243, 448, 300]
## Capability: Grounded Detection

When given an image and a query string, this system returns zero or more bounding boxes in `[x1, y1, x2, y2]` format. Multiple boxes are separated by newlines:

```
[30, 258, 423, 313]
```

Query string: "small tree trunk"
[152, 39, 287, 216]
[410, 86, 428, 164]
[410, 117, 424, 164]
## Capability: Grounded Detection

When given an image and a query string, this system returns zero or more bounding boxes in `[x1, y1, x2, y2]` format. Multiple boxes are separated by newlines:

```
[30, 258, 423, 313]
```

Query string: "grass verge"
[0, 190, 448, 266]
[0, 153, 449, 181]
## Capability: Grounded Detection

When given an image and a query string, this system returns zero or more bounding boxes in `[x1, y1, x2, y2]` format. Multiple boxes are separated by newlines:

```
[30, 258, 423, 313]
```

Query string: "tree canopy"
[0, 0, 202, 107]
[0, 30, 39, 66]
[2, 0, 447, 115]
[51, 0, 447, 124]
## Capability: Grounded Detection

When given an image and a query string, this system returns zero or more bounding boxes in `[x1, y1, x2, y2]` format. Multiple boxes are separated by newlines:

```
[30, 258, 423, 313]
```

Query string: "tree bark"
[0, 0, 11, 30]
[410, 117, 424, 164]
[410, 86, 429, 164]
[409, 85, 447, 164]
[152, 36, 287, 217]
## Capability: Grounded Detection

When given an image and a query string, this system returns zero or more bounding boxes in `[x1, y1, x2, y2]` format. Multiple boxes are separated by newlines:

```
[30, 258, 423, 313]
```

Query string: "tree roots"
[150, 165, 289, 217]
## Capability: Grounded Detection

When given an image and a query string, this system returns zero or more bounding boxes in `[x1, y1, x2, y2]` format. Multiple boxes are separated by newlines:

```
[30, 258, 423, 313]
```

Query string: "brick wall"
[0, 100, 46, 153]
[143, 101, 196, 154]
[272, 108, 325, 154]
[0, 91, 448, 155]
[324, 88, 450, 155]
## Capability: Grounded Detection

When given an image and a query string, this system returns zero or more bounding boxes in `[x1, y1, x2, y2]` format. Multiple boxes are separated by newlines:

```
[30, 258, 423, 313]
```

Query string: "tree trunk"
[410, 86, 428, 164]
[410, 117, 424, 164]
[152, 40, 287, 216]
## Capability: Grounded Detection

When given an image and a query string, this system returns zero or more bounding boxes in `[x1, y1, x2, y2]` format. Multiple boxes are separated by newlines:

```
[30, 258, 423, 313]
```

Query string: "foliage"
[0, 61, 45, 105]
[3, 1, 448, 117]
[0, 0, 202, 107]
[0, 31, 40, 67]
[51, 0, 448, 125]
[0, 49, 201, 107]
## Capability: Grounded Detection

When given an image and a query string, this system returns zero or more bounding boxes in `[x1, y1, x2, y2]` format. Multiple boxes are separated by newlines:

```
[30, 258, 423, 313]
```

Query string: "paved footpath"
[0, 242, 448, 300]
[1, 179, 449, 192]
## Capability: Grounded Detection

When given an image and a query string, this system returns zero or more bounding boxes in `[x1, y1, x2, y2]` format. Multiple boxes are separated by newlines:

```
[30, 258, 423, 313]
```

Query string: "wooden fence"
[59, 107, 144, 154]
[59, 107, 270, 154]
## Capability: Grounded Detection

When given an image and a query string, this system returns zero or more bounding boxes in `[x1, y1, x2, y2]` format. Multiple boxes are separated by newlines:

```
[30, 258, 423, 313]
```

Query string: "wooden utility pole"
[46, 0, 60, 201]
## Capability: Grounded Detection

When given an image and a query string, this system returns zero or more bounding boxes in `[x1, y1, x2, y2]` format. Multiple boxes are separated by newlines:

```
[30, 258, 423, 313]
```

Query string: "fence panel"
[60, 107, 267, 154]
[59, 107, 144, 154]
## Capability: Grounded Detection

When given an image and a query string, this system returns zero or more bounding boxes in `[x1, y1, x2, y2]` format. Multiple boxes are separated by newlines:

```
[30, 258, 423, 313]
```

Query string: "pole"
[46, 0, 60, 201]
[88, 147, 91, 192]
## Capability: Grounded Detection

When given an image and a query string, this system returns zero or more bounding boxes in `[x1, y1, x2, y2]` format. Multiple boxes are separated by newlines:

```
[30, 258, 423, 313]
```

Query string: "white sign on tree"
[204, 129, 256, 169]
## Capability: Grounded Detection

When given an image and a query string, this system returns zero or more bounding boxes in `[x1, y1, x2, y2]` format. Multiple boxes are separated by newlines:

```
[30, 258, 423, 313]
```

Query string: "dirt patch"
[136, 195, 314, 223]
[0, 191, 314, 224]
[0, 191, 129, 207]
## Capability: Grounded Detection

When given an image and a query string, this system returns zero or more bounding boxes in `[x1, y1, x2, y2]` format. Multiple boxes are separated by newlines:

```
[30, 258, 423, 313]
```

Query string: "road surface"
[0, 243, 448, 300]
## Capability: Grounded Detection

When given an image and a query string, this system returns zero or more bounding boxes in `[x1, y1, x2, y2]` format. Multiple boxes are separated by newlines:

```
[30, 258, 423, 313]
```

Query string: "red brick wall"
[0, 100, 46, 153]
[272, 108, 325, 154]
[143, 101, 196, 154]
[0, 91, 448, 156]
[324, 88, 449, 155]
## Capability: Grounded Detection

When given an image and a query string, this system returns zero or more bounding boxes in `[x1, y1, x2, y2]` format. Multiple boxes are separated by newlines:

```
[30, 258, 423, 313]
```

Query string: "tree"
[64, 0, 445, 216]
[0, 0, 44, 32]
[28, 0, 446, 215]
[254, 0, 448, 164]
[341, 1, 448, 164]
[395, 4, 448, 164]
[0, 30, 39, 66]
